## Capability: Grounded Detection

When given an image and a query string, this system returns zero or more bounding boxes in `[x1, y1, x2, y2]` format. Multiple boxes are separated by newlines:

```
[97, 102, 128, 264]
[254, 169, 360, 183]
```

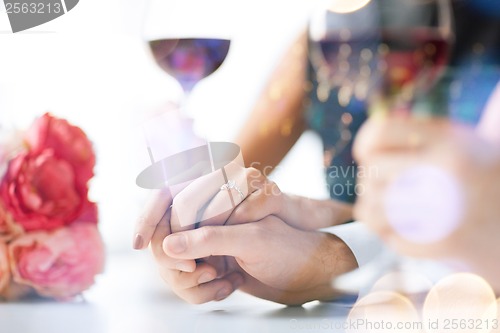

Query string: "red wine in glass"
[379, 28, 449, 105]
[316, 27, 449, 110]
[149, 38, 231, 93]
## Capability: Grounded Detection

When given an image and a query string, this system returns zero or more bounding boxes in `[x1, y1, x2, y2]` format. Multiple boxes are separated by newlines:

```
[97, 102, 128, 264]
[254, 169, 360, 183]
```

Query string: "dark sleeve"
[325, 110, 366, 204]
[305, 61, 367, 204]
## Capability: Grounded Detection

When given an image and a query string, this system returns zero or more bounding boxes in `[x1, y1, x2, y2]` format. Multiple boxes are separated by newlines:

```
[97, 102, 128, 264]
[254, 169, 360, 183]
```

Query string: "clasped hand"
[134, 164, 357, 305]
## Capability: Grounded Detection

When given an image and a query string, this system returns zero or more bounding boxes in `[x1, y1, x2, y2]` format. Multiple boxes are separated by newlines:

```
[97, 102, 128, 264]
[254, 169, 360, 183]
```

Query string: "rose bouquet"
[0, 113, 104, 301]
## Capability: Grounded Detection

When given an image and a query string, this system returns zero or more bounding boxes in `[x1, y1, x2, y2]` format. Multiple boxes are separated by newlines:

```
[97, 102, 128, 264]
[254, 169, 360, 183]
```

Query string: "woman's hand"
[134, 164, 352, 251]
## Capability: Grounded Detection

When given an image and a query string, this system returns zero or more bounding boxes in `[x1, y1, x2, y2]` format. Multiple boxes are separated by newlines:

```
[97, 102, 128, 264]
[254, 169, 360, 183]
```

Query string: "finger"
[356, 155, 417, 188]
[171, 163, 255, 232]
[198, 167, 266, 227]
[353, 180, 389, 236]
[170, 164, 234, 233]
[134, 188, 173, 250]
[355, 154, 417, 211]
[226, 183, 282, 225]
[201, 256, 229, 278]
[163, 224, 257, 260]
[158, 262, 218, 290]
[353, 117, 445, 163]
[150, 209, 196, 273]
[176, 271, 245, 304]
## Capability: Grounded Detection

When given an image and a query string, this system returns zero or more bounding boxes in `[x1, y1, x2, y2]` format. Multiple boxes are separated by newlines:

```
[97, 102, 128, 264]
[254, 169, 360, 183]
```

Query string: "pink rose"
[0, 151, 98, 232]
[24, 113, 95, 191]
[0, 241, 9, 294]
[9, 224, 105, 300]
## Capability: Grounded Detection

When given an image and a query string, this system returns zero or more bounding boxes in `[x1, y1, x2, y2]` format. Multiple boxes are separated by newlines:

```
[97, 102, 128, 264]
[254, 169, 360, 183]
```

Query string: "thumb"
[162, 224, 255, 260]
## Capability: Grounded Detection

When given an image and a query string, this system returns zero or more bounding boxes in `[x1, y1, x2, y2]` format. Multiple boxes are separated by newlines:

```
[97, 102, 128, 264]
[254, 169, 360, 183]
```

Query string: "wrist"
[283, 196, 355, 230]
[311, 232, 358, 299]
[276, 193, 306, 229]
[276, 192, 293, 221]
[329, 200, 354, 225]
[282, 231, 359, 305]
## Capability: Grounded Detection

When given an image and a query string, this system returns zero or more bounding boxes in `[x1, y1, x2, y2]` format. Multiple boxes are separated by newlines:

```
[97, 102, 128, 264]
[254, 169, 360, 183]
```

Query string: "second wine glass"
[309, 0, 453, 114]
[308, 0, 454, 295]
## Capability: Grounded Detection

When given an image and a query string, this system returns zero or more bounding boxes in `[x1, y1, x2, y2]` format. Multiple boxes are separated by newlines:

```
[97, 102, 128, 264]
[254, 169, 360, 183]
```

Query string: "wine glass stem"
[180, 90, 215, 173]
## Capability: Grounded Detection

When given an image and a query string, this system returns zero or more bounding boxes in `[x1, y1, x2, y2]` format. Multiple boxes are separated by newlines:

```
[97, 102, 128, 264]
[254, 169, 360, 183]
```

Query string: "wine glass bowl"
[142, 0, 234, 112]
[309, 0, 453, 113]
[148, 38, 230, 94]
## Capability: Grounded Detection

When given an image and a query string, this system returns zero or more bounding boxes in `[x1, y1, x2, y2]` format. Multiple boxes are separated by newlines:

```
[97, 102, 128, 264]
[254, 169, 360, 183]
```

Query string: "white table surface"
[0, 251, 354, 333]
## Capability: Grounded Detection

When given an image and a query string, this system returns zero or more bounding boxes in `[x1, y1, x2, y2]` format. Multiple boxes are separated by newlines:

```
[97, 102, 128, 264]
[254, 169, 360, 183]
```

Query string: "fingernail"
[215, 287, 232, 301]
[133, 234, 144, 249]
[175, 261, 193, 272]
[167, 234, 187, 254]
[198, 272, 214, 284]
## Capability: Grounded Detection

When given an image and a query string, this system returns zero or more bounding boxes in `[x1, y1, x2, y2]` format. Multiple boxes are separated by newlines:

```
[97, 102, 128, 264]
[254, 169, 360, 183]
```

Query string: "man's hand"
[134, 164, 358, 304]
[154, 215, 358, 305]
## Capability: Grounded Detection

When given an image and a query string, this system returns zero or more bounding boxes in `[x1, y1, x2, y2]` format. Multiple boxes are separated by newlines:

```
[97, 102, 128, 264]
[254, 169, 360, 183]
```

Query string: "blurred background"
[0, 0, 328, 252]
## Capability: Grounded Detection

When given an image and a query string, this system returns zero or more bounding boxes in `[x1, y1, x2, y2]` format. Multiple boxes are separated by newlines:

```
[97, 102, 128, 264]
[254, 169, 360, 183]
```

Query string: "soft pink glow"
[383, 165, 465, 243]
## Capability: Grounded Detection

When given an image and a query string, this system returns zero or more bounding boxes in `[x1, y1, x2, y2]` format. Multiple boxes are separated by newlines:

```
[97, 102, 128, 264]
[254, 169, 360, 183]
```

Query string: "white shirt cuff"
[323, 222, 457, 299]
[322, 221, 385, 268]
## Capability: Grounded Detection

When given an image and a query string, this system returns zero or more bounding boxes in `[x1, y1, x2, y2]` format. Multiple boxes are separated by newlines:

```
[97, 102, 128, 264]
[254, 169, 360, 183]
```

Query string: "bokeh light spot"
[371, 270, 434, 297]
[328, 0, 372, 14]
[347, 291, 420, 333]
[423, 273, 497, 333]
[383, 165, 465, 243]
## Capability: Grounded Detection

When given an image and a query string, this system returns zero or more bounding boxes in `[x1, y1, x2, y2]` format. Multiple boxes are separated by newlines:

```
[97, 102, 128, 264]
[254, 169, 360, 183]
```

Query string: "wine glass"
[309, 0, 453, 112]
[308, 0, 454, 294]
[143, 0, 232, 114]
[139, 0, 234, 183]
[137, 0, 250, 230]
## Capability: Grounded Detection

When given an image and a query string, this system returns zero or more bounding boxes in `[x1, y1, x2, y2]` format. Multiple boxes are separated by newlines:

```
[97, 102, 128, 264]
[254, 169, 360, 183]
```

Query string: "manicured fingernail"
[133, 234, 144, 249]
[175, 261, 193, 272]
[167, 234, 187, 254]
[215, 287, 232, 301]
[198, 272, 214, 284]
